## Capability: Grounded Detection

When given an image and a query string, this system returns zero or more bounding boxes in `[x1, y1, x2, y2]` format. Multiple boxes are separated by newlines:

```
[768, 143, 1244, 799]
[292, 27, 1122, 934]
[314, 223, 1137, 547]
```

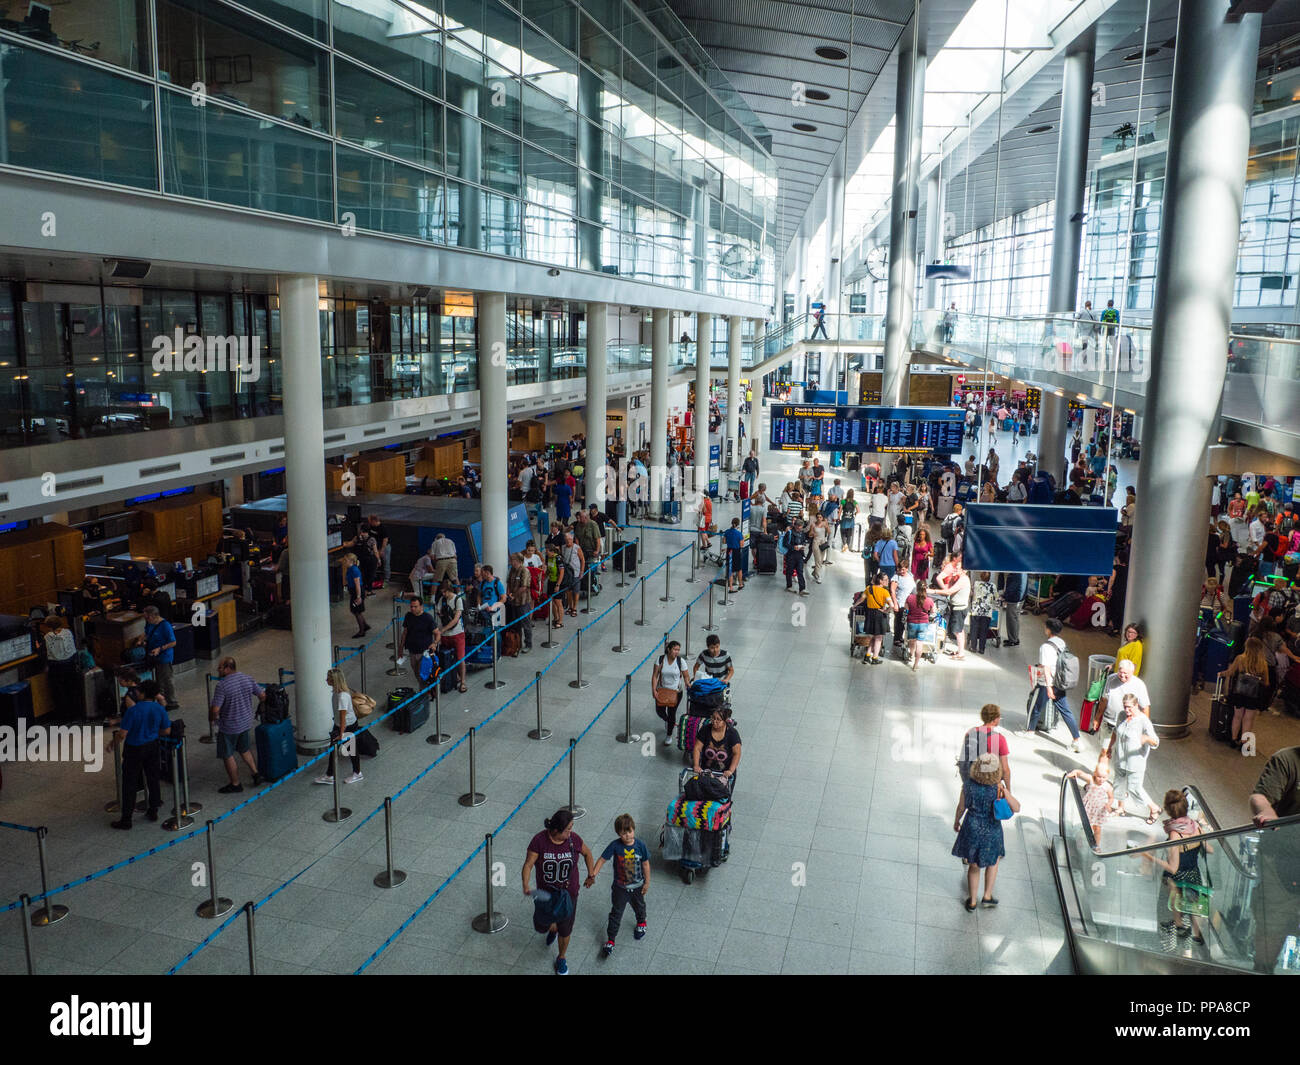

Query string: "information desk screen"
[769, 405, 965, 454]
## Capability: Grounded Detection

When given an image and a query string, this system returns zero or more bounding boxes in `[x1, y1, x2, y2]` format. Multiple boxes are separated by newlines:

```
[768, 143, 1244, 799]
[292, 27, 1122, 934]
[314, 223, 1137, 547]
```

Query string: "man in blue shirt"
[871, 533, 899, 587]
[142, 605, 179, 711]
[723, 518, 746, 593]
[111, 680, 172, 829]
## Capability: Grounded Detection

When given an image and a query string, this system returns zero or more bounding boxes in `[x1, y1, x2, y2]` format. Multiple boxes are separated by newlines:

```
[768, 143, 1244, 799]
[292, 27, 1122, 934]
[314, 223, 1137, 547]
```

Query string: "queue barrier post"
[684, 605, 691, 658]
[458, 727, 485, 807]
[581, 568, 593, 615]
[611, 595, 629, 653]
[569, 628, 590, 690]
[373, 797, 408, 889]
[660, 555, 674, 602]
[529, 671, 551, 741]
[200, 674, 217, 744]
[19, 895, 35, 975]
[105, 738, 124, 814]
[540, 608, 555, 649]
[616, 675, 634, 744]
[565, 738, 587, 820]
[471, 832, 508, 934]
[686, 540, 698, 583]
[196, 820, 234, 919]
[704, 584, 717, 632]
[426, 682, 451, 744]
[162, 740, 195, 832]
[179, 739, 201, 818]
[485, 627, 505, 690]
[244, 901, 257, 976]
[322, 741, 352, 823]
[635, 576, 647, 627]
[30, 827, 68, 927]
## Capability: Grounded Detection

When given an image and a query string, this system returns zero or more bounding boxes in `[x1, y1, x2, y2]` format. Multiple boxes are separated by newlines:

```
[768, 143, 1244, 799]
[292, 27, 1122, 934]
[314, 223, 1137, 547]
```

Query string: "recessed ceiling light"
[805, 89, 831, 102]
[1123, 47, 1160, 61]
[815, 46, 848, 61]
[1027, 124, 1053, 134]
[792, 122, 818, 132]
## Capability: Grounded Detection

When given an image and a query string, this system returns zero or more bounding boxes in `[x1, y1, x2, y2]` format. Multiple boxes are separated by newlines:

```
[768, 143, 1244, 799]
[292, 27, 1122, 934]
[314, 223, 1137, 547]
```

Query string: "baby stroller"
[919, 602, 948, 663]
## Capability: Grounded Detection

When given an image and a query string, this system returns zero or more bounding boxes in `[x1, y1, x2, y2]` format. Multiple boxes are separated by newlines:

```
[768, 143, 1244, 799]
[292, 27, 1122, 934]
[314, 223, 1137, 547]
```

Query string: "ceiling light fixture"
[792, 122, 818, 132]
[815, 46, 847, 61]
[805, 89, 831, 102]
[1027, 124, 1053, 134]
[1123, 47, 1160, 61]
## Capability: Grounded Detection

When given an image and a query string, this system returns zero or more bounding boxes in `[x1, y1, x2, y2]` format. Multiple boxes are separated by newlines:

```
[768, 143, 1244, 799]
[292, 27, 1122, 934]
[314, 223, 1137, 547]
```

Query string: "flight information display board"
[769, 405, 966, 454]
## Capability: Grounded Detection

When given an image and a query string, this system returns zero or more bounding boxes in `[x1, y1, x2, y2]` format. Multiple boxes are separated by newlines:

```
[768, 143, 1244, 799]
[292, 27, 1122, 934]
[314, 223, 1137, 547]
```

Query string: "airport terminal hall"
[3, 0, 1300, 1012]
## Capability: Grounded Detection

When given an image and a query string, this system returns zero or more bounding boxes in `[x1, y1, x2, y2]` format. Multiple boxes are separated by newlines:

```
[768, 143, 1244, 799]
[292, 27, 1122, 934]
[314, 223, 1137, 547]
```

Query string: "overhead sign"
[963, 504, 1118, 576]
[925, 264, 972, 280]
[769, 405, 965, 454]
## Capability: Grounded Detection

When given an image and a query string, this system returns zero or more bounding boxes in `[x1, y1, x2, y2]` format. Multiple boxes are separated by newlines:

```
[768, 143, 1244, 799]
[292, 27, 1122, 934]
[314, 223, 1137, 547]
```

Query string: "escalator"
[1050, 775, 1300, 974]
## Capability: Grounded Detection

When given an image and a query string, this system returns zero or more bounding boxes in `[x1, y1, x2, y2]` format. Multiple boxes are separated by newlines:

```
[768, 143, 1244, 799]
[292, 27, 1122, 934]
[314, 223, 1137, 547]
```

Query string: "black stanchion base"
[425, 732, 452, 744]
[569, 679, 590, 689]
[374, 870, 408, 889]
[484, 679, 506, 690]
[196, 897, 234, 919]
[540, 639, 556, 648]
[322, 808, 353, 823]
[458, 792, 486, 807]
[565, 804, 587, 820]
[528, 728, 552, 740]
[615, 732, 635, 744]
[611, 644, 630, 653]
[659, 596, 675, 603]
[472, 911, 508, 933]
[181, 802, 203, 816]
[162, 815, 195, 832]
[30, 905, 69, 927]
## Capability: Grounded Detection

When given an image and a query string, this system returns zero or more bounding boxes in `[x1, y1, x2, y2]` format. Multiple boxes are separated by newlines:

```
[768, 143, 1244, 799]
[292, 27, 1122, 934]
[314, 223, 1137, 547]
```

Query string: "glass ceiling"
[841, 0, 1083, 252]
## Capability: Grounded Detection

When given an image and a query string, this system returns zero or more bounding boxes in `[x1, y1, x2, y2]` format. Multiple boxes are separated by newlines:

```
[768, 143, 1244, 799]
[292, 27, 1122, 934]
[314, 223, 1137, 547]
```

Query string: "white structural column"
[650, 309, 670, 504]
[1128, 0, 1262, 733]
[585, 302, 608, 511]
[279, 275, 332, 750]
[1038, 390, 1070, 485]
[881, 29, 925, 406]
[922, 171, 945, 310]
[694, 311, 712, 503]
[478, 292, 508, 570]
[726, 316, 742, 469]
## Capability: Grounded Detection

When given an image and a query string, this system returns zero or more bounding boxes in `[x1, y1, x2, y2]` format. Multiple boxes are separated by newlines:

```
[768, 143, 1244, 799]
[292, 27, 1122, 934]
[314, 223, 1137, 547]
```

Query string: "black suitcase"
[1047, 591, 1083, 621]
[1209, 676, 1234, 742]
[388, 687, 428, 733]
[269, 603, 293, 629]
[438, 648, 458, 693]
[613, 542, 637, 575]
[756, 541, 777, 574]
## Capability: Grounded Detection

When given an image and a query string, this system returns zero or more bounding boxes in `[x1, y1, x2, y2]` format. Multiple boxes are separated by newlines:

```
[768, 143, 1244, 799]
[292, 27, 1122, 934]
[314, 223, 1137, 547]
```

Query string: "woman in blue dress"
[952, 754, 1020, 911]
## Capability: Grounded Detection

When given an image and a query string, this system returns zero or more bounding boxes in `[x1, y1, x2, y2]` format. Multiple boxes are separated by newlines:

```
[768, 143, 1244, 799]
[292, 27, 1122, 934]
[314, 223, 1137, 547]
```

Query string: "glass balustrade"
[1059, 775, 1300, 973]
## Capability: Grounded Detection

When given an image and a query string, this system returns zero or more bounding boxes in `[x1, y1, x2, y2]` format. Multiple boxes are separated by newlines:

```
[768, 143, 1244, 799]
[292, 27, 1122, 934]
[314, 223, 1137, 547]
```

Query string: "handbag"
[1231, 671, 1264, 700]
[654, 687, 679, 707]
[1168, 838, 1214, 916]
[350, 691, 376, 717]
[993, 780, 1017, 821]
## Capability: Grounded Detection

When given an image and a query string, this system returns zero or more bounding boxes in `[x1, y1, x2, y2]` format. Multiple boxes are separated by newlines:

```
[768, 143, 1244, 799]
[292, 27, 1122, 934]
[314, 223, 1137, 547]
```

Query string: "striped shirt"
[211, 672, 264, 735]
[695, 650, 733, 678]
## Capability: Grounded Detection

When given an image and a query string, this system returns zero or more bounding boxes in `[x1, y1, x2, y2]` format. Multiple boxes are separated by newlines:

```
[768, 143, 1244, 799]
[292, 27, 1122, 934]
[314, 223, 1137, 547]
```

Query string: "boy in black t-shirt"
[591, 813, 651, 958]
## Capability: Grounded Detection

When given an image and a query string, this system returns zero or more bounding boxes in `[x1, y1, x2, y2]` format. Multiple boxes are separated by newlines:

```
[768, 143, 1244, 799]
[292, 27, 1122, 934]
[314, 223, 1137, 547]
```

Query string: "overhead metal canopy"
[658, 0, 926, 251]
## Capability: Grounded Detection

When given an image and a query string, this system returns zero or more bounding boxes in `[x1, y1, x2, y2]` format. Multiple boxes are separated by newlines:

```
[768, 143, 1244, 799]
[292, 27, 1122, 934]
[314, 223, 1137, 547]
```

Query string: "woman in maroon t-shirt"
[522, 809, 596, 975]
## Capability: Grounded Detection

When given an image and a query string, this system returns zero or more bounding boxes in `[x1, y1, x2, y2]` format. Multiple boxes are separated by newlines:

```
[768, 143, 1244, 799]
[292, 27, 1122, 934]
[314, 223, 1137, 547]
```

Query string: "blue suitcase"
[1233, 593, 1253, 623]
[1194, 631, 1233, 687]
[256, 718, 297, 781]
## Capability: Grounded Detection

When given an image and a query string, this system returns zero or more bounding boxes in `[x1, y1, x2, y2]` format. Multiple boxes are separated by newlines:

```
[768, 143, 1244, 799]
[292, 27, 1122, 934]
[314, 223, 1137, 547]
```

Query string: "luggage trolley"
[675, 681, 732, 764]
[660, 767, 734, 885]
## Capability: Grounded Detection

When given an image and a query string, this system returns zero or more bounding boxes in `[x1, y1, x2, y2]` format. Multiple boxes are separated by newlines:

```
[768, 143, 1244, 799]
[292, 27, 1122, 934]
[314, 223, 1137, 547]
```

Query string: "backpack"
[1051, 638, 1080, 692]
[524, 480, 541, 504]
[260, 683, 291, 724]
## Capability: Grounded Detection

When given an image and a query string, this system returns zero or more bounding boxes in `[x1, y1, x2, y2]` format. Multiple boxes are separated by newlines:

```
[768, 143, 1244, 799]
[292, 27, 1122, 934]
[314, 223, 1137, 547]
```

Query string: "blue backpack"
[691, 676, 726, 696]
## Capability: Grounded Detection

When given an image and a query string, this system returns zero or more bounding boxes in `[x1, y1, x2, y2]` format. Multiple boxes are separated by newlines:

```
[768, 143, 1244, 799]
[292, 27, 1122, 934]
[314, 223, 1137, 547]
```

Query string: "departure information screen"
[769, 405, 966, 454]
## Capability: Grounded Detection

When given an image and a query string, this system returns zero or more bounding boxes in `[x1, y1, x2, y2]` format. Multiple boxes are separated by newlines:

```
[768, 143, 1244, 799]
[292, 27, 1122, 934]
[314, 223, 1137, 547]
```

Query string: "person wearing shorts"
[523, 809, 596, 975]
[435, 584, 468, 692]
[723, 518, 746, 592]
[209, 656, 264, 793]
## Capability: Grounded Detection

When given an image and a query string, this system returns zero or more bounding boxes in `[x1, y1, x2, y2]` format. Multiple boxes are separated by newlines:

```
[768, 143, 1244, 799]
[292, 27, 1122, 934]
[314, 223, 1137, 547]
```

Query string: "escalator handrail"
[1184, 783, 1257, 881]
[1056, 774, 1300, 859]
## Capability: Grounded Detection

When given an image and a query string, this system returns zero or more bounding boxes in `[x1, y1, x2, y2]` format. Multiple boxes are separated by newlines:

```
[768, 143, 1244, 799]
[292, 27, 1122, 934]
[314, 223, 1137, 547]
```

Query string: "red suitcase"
[739, 478, 749, 500]
[1079, 698, 1103, 734]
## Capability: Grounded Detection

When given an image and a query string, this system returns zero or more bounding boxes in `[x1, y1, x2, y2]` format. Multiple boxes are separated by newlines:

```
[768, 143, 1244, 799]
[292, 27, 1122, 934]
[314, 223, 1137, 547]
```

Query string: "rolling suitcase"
[1036, 694, 1059, 734]
[388, 687, 428, 733]
[1208, 676, 1234, 743]
[269, 602, 293, 629]
[438, 648, 458, 694]
[1194, 631, 1233, 687]
[1233, 593, 1253, 623]
[1047, 591, 1084, 621]
[1079, 696, 1103, 733]
[256, 717, 297, 781]
[756, 540, 778, 574]
[171, 622, 196, 675]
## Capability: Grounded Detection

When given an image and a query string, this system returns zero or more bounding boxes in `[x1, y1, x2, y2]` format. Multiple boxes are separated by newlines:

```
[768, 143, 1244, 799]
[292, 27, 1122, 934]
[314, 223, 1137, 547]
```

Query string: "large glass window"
[337, 147, 445, 242]
[332, 0, 442, 96]
[335, 59, 444, 171]
[1, 0, 151, 74]
[0, 41, 158, 190]
[162, 88, 334, 221]
[157, 0, 330, 132]
[522, 145, 576, 213]
[239, 0, 328, 41]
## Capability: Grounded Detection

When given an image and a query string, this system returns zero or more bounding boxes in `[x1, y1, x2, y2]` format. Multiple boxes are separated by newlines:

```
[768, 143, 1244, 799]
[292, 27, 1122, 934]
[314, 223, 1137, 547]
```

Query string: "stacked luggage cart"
[662, 677, 735, 884]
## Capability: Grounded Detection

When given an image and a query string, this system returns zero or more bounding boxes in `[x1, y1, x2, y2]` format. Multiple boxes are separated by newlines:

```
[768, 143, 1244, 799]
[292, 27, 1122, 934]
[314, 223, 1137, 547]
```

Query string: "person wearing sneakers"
[316, 668, 362, 786]
[208, 656, 264, 793]
[592, 813, 651, 958]
[523, 809, 596, 975]
[1027, 618, 1083, 752]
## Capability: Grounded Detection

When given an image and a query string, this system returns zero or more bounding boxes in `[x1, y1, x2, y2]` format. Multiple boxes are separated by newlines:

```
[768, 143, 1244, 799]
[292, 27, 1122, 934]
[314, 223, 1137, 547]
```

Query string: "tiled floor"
[0, 433, 1291, 976]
